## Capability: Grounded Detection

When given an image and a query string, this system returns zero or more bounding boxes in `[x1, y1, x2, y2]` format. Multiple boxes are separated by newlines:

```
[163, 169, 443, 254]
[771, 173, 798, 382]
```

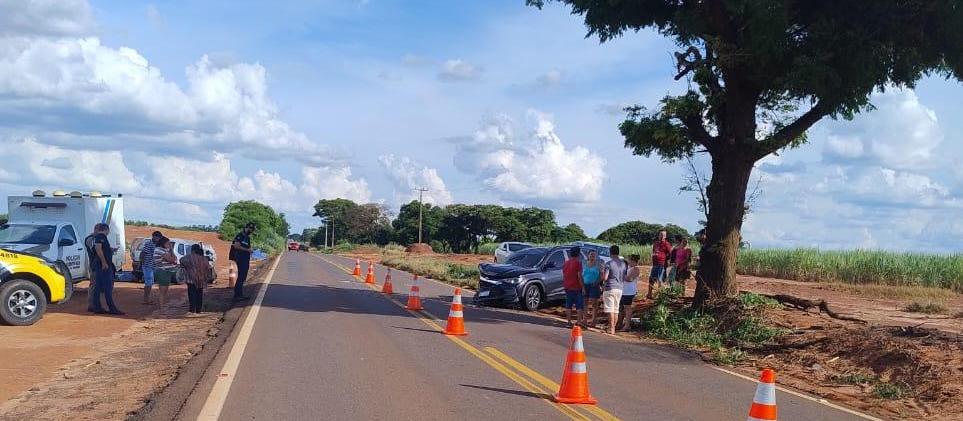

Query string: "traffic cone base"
[381, 271, 394, 294]
[443, 288, 468, 336]
[406, 279, 423, 310]
[364, 261, 375, 284]
[747, 369, 777, 421]
[554, 326, 597, 405]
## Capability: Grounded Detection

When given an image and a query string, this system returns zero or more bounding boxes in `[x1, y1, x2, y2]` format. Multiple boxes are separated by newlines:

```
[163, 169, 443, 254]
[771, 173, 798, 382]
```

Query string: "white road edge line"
[709, 366, 883, 421]
[325, 253, 883, 421]
[196, 252, 283, 421]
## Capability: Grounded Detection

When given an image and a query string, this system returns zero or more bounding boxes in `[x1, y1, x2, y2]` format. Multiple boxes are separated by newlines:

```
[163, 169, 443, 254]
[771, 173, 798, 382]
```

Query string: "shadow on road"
[458, 384, 550, 400]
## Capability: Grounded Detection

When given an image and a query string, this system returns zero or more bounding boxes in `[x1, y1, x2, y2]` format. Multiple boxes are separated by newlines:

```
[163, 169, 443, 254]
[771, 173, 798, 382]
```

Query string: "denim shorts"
[584, 284, 602, 299]
[620, 294, 636, 306]
[649, 265, 666, 284]
[142, 268, 155, 287]
[564, 290, 584, 310]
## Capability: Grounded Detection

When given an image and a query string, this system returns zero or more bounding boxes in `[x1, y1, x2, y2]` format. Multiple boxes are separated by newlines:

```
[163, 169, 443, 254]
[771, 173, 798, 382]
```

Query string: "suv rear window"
[507, 243, 530, 252]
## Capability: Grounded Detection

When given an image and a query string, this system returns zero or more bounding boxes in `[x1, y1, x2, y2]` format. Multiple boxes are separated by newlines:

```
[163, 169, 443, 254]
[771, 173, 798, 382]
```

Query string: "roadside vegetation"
[380, 248, 479, 289]
[218, 201, 290, 254]
[641, 288, 785, 364]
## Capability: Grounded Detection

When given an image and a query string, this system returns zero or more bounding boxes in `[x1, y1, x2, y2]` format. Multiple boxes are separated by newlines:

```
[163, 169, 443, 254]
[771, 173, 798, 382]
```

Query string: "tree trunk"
[693, 151, 754, 307]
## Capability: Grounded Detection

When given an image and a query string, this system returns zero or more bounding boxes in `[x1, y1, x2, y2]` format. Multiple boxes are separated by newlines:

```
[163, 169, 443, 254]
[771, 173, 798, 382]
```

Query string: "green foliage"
[313, 199, 392, 246]
[597, 220, 690, 245]
[552, 223, 588, 243]
[830, 371, 876, 386]
[873, 382, 910, 400]
[392, 200, 446, 245]
[641, 290, 784, 364]
[218, 201, 289, 254]
[1, 213, 9, 224]
[738, 248, 963, 292]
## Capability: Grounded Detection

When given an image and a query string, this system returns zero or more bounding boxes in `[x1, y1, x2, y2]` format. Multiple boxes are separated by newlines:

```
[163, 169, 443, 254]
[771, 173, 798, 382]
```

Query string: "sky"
[1, 0, 962, 252]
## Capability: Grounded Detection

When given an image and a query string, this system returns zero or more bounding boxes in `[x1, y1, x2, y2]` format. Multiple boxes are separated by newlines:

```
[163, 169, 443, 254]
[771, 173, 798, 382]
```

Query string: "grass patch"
[380, 251, 479, 289]
[903, 301, 948, 314]
[738, 248, 963, 292]
[830, 371, 877, 386]
[873, 381, 910, 400]
[641, 289, 785, 364]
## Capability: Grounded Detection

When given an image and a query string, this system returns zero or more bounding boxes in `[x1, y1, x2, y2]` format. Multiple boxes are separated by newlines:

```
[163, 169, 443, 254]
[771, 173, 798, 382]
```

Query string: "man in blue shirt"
[85, 223, 124, 315]
[230, 223, 255, 301]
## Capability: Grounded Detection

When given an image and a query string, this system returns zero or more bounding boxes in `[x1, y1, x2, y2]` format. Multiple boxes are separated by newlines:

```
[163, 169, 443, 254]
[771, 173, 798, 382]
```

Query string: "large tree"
[529, 0, 963, 305]
[392, 200, 446, 245]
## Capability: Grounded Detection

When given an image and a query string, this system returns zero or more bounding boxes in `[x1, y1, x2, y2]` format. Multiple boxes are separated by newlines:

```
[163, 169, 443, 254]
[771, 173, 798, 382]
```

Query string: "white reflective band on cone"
[753, 384, 776, 405]
[453, 295, 462, 304]
[573, 336, 584, 352]
[448, 310, 464, 318]
[570, 362, 587, 373]
[747, 416, 775, 421]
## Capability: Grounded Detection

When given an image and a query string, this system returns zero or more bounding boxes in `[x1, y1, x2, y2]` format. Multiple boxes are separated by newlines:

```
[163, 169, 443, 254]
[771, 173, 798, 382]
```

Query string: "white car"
[493, 242, 532, 263]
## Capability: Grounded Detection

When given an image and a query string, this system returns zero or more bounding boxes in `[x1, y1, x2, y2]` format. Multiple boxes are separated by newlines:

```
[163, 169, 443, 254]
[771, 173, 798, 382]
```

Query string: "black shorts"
[619, 294, 636, 306]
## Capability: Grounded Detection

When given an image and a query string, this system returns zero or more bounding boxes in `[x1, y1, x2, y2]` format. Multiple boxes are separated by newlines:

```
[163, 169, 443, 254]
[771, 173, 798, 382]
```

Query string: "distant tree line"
[308, 199, 689, 254]
[126, 220, 219, 233]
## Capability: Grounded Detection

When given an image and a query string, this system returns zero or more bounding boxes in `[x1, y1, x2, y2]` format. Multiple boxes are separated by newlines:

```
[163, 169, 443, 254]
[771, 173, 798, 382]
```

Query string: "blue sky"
[1, 0, 962, 251]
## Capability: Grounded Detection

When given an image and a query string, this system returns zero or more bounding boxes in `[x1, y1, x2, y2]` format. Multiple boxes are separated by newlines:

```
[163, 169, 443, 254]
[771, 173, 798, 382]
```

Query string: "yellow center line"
[484, 347, 621, 421]
[314, 254, 593, 421]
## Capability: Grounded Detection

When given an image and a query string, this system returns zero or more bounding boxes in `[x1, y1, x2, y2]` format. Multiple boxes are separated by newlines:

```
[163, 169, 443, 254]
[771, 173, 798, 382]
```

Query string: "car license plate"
[478, 290, 490, 297]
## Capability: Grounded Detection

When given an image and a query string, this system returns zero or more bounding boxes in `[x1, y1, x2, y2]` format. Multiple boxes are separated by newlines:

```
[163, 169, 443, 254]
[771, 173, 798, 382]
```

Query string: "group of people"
[561, 231, 694, 335]
[85, 221, 258, 316]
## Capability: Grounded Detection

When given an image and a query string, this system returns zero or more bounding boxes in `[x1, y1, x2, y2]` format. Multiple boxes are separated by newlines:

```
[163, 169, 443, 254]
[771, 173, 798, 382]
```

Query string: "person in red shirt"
[673, 236, 693, 291]
[647, 230, 673, 299]
[562, 246, 585, 327]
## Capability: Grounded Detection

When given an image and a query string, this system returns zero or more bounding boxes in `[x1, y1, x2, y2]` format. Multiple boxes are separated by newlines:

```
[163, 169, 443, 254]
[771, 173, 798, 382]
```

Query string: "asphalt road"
[177, 252, 874, 421]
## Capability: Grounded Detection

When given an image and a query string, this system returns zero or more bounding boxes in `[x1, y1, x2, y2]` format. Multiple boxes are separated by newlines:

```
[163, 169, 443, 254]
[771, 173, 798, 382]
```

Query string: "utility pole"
[415, 187, 428, 244]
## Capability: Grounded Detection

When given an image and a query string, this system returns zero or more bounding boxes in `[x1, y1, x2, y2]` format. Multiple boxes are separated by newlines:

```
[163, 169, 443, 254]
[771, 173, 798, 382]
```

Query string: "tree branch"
[679, 114, 715, 152]
[755, 101, 829, 159]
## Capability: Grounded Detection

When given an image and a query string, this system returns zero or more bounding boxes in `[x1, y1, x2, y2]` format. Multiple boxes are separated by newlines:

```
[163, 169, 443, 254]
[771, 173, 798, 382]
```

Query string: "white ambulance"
[0, 191, 126, 283]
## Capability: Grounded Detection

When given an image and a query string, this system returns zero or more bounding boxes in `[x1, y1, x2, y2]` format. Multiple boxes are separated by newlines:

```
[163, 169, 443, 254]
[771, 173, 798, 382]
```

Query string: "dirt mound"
[404, 243, 433, 254]
[755, 307, 963, 419]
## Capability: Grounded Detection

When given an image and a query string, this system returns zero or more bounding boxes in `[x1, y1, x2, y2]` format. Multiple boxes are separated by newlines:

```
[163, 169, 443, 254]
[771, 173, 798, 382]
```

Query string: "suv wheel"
[521, 283, 543, 311]
[1, 279, 47, 326]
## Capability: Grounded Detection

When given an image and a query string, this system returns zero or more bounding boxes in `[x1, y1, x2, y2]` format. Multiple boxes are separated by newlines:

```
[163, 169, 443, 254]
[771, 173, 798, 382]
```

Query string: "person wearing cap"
[230, 223, 256, 301]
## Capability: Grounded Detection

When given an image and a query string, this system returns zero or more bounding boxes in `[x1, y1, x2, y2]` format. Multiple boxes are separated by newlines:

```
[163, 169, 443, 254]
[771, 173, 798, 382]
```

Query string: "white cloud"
[536, 69, 562, 86]
[438, 59, 482, 82]
[453, 110, 605, 203]
[0, 23, 338, 166]
[822, 89, 943, 170]
[378, 154, 453, 206]
[0, 0, 95, 37]
[0, 136, 142, 193]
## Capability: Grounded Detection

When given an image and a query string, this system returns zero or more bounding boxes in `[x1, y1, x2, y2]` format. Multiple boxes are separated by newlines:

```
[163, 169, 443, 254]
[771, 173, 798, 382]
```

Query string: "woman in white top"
[618, 254, 642, 332]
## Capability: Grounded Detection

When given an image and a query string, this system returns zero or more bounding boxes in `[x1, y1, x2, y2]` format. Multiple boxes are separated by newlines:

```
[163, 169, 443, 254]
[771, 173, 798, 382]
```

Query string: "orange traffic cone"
[554, 326, 597, 405]
[747, 369, 777, 421]
[443, 288, 467, 336]
[364, 261, 375, 284]
[352, 258, 361, 276]
[405, 274, 423, 310]
[381, 269, 394, 294]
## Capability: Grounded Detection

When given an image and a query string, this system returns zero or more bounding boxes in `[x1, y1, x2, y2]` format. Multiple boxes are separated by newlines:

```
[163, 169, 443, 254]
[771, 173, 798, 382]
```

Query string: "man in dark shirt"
[230, 222, 255, 301]
[85, 223, 124, 315]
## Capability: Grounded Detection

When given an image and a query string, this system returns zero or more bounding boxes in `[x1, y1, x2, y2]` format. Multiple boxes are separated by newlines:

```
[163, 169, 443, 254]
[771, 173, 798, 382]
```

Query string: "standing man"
[85, 223, 124, 315]
[230, 222, 255, 301]
[561, 246, 585, 328]
[141, 231, 161, 305]
[647, 230, 673, 299]
[601, 245, 627, 335]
